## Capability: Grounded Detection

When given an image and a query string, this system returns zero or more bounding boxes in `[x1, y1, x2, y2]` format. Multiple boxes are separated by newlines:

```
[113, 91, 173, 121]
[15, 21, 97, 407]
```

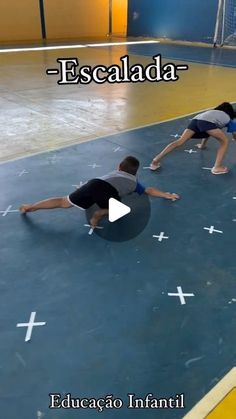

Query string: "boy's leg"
[150, 129, 195, 169]
[90, 209, 109, 228]
[195, 138, 209, 149]
[19, 197, 72, 213]
[206, 129, 229, 173]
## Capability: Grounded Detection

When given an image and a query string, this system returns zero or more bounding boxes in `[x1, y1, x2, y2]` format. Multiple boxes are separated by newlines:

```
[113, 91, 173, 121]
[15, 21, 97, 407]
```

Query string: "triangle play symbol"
[108, 198, 131, 223]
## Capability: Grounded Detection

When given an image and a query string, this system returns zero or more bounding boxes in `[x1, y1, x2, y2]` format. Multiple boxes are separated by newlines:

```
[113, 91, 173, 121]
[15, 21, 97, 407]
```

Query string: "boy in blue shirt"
[196, 118, 236, 150]
[150, 102, 236, 175]
[20, 156, 179, 228]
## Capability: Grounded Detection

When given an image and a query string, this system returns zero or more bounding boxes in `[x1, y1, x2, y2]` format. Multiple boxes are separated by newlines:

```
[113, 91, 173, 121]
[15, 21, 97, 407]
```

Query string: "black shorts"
[187, 119, 218, 139]
[68, 179, 120, 210]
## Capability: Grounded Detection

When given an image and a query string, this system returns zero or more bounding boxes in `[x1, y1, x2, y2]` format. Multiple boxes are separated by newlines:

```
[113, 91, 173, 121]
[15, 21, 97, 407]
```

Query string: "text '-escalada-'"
[46, 54, 188, 85]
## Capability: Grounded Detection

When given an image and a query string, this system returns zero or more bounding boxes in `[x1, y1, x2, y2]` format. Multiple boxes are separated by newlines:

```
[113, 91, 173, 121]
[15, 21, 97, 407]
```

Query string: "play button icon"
[85, 192, 151, 242]
[108, 198, 131, 222]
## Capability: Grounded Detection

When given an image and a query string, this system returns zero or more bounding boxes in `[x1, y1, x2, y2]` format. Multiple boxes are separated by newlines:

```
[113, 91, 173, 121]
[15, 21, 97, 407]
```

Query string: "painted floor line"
[183, 367, 236, 418]
[128, 52, 236, 69]
[0, 101, 235, 166]
[0, 107, 220, 166]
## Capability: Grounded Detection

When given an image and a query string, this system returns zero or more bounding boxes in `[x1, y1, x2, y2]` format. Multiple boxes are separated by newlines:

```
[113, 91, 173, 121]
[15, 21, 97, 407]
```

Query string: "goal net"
[214, 0, 236, 46]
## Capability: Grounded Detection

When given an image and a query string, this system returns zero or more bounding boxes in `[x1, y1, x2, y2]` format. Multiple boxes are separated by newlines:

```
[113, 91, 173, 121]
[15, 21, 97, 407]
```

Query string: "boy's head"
[119, 156, 140, 175]
[215, 102, 235, 119]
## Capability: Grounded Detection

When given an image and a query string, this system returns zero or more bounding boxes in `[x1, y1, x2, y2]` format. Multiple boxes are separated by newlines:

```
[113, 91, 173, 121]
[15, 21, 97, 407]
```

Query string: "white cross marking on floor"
[184, 149, 197, 154]
[204, 226, 223, 234]
[143, 166, 152, 170]
[0, 205, 19, 216]
[84, 224, 104, 235]
[88, 164, 101, 169]
[171, 134, 179, 138]
[48, 155, 62, 164]
[72, 181, 84, 189]
[168, 286, 195, 305]
[233, 197, 236, 200]
[233, 219, 236, 222]
[153, 232, 169, 242]
[18, 169, 28, 177]
[16, 312, 46, 342]
[113, 146, 121, 152]
[202, 167, 212, 170]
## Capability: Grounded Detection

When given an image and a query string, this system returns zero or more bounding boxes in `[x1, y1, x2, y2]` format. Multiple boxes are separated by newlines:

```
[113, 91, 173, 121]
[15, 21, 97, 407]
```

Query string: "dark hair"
[119, 156, 140, 175]
[214, 102, 235, 119]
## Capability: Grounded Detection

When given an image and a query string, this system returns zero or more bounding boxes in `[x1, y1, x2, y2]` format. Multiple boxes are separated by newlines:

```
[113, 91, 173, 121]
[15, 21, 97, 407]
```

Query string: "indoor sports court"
[0, 1, 236, 418]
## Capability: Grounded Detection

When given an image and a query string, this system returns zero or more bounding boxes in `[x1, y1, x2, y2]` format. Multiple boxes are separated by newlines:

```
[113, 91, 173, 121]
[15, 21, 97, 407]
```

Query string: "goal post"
[213, 0, 236, 47]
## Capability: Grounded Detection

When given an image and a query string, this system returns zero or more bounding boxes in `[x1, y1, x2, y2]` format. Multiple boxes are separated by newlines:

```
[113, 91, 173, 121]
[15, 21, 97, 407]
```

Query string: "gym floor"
[1, 40, 236, 418]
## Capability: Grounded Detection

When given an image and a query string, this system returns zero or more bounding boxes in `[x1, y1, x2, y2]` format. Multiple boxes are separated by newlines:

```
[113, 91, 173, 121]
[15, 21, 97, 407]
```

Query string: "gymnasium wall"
[112, 0, 128, 37]
[0, 0, 127, 43]
[44, 0, 109, 39]
[0, 0, 42, 42]
[128, 0, 218, 43]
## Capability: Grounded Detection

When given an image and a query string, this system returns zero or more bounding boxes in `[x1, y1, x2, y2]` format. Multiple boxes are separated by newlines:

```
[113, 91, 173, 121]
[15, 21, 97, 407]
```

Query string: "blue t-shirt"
[227, 120, 236, 133]
[135, 182, 146, 195]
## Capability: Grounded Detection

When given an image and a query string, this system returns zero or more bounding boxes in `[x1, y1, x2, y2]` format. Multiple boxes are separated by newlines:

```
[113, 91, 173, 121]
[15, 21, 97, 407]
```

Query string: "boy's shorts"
[188, 119, 218, 139]
[67, 179, 120, 210]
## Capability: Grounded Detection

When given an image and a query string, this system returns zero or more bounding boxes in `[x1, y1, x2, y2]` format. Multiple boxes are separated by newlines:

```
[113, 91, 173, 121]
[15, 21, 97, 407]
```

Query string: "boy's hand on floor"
[165, 192, 180, 201]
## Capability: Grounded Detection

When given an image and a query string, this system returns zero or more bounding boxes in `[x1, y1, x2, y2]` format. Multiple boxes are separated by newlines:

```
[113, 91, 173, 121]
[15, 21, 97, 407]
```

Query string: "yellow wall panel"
[112, 0, 127, 36]
[0, 0, 41, 42]
[44, 0, 109, 39]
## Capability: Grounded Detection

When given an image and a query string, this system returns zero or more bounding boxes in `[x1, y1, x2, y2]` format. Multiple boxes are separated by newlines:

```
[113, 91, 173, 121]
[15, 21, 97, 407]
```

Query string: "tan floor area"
[0, 44, 235, 162]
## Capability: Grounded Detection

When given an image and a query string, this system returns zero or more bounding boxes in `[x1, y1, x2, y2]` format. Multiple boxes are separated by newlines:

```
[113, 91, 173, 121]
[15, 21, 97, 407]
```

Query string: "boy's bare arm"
[232, 132, 236, 141]
[90, 188, 180, 227]
[145, 187, 180, 200]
